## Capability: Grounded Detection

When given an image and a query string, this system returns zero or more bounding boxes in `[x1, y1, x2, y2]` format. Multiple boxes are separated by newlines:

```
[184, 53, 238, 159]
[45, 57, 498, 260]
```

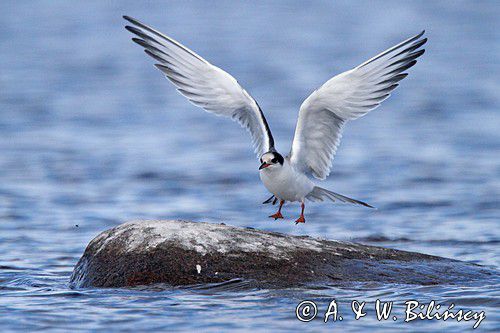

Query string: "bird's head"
[259, 151, 284, 170]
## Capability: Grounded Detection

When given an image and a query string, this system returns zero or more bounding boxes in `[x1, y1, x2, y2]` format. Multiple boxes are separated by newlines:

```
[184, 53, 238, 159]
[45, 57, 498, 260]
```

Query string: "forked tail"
[306, 186, 374, 208]
[262, 195, 277, 205]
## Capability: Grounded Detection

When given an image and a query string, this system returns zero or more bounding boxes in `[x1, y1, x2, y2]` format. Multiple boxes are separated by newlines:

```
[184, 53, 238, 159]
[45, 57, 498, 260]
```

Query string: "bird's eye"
[271, 158, 277, 163]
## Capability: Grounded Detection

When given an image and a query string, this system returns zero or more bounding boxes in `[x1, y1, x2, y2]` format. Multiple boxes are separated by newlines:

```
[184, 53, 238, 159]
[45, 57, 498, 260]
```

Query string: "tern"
[124, 16, 426, 224]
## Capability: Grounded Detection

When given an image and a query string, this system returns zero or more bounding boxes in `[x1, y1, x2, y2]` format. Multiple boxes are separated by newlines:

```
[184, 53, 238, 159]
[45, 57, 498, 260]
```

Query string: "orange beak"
[259, 162, 271, 170]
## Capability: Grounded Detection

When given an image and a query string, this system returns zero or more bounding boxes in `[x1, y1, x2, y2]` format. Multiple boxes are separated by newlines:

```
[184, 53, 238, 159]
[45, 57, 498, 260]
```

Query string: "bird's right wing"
[124, 16, 275, 157]
[289, 31, 427, 179]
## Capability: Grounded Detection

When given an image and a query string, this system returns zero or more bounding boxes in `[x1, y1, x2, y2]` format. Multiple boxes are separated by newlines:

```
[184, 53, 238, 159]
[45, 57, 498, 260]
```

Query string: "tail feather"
[262, 195, 277, 205]
[306, 186, 374, 208]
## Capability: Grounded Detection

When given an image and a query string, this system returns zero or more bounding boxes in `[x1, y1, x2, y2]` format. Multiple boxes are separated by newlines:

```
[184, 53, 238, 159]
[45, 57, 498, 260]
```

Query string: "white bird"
[124, 16, 427, 224]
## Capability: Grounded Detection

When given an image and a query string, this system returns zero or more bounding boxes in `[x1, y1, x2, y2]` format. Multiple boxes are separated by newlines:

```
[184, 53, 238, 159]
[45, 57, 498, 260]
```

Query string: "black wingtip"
[131, 37, 145, 46]
[360, 201, 376, 209]
[123, 15, 144, 27]
[413, 49, 426, 57]
[124, 25, 136, 34]
[154, 63, 168, 71]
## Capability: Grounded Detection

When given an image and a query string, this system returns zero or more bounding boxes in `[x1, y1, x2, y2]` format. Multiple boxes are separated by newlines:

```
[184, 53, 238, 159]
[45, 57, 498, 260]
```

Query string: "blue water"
[0, 1, 499, 331]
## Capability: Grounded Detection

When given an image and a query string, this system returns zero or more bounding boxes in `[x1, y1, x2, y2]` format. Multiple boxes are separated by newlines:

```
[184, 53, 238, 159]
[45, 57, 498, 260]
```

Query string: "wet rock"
[70, 220, 495, 288]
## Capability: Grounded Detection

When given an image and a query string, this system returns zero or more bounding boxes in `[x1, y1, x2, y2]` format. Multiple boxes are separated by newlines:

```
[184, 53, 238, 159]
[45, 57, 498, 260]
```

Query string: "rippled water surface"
[1, 1, 499, 331]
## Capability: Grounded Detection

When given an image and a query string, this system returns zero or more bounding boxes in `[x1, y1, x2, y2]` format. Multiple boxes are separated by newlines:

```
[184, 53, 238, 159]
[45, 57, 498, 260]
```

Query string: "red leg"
[269, 200, 285, 220]
[295, 202, 305, 224]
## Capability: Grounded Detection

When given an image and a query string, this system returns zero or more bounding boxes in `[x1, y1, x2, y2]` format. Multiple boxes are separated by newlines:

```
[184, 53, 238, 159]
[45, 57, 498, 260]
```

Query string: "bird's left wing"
[289, 31, 427, 179]
[124, 16, 274, 157]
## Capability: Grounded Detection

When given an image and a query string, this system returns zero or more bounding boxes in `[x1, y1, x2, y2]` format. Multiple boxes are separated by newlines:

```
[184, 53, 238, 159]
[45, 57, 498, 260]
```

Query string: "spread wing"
[289, 31, 427, 179]
[124, 16, 274, 157]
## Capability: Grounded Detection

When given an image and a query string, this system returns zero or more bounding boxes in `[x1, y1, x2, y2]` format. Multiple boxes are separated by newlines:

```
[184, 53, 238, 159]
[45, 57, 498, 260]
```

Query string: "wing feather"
[124, 16, 274, 157]
[290, 31, 427, 179]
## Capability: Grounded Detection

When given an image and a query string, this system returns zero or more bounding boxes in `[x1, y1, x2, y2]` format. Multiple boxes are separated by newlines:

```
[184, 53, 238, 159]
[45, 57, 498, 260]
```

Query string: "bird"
[123, 15, 427, 224]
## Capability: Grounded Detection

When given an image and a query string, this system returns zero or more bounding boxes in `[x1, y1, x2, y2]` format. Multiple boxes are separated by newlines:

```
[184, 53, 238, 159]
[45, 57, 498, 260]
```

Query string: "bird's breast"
[259, 165, 314, 202]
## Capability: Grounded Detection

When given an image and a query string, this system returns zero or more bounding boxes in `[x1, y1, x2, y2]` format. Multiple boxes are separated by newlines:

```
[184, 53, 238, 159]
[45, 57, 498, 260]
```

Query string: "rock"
[70, 220, 495, 289]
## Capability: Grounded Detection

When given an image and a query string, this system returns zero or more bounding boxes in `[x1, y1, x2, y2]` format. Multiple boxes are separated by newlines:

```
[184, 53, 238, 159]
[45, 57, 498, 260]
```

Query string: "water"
[0, 0, 499, 331]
